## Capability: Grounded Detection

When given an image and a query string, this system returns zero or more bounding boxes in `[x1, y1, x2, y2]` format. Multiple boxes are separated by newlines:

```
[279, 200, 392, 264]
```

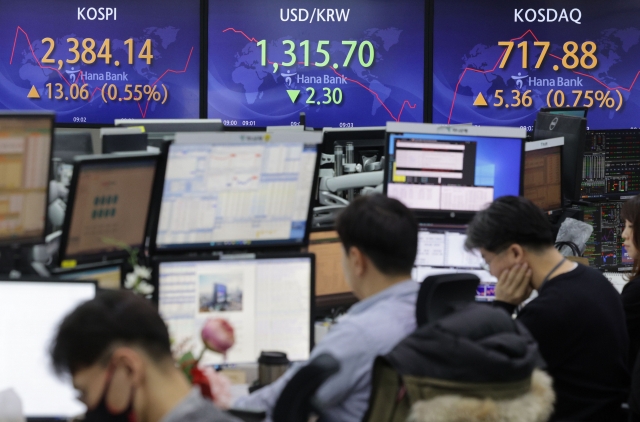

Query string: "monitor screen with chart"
[154, 132, 320, 252]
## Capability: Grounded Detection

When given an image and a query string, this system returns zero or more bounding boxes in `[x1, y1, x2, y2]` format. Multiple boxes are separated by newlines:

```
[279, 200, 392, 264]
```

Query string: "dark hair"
[50, 290, 172, 375]
[465, 196, 554, 253]
[622, 195, 640, 280]
[336, 194, 418, 275]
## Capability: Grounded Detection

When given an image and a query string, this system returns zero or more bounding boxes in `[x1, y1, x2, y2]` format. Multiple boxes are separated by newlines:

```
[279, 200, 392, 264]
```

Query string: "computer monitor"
[145, 139, 173, 253]
[0, 278, 95, 419]
[524, 137, 564, 211]
[102, 133, 149, 154]
[99, 128, 145, 153]
[580, 130, 640, 201]
[58, 153, 159, 266]
[313, 127, 386, 229]
[52, 131, 93, 164]
[115, 119, 224, 135]
[539, 107, 589, 119]
[308, 231, 351, 297]
[533, 113, 587, 203]
[384, 122, 525, 219]
[0, 112, 54, 246]
[155, 254, 314, 364]
[581, 202, 631, 270]
[411, 223, 496, 300]
[54, 262, 123, 290]
[152, 131, 321, 252]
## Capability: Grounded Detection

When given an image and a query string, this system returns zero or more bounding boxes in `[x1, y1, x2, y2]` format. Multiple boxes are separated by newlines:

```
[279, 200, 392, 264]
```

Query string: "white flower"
[124, 272, 138, 289]
[136, 280, 155, 295]
[133, 265, 152, 280]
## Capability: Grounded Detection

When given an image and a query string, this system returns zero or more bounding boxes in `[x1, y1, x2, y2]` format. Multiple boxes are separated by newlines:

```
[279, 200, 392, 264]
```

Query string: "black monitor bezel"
[52, 130, 94, 164]
[151, 252, 316, 358]
[114, 119, 224, 134]
[320, 127, 386, 153]
[149, 140, 320, 254]
[533, 112, 587, 204]
[383, 129, 525, 223]
[0, 111, 55, 248]
[58, 152, 160, 266]
[101, 132, 149, 154]
[539, 106, 589, 119]
[50, 260, 125, 288]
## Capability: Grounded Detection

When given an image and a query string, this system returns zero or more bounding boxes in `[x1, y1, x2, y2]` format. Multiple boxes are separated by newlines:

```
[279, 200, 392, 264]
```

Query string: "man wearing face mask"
[49, 290, 240, 422]
[465, 196, 629, 422]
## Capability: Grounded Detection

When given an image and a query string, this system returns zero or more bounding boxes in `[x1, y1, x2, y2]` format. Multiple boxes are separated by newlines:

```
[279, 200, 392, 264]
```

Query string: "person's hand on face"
[495, 263, 533, 306]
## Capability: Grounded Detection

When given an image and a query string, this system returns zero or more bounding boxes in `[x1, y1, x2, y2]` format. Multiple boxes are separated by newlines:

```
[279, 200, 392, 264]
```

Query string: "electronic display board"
[433, 0, 640, 130]
[208, 0, 425, 128]
[0, 0, 201, 125]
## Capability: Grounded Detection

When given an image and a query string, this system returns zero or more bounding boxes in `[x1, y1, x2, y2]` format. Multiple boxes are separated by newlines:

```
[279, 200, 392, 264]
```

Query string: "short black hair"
[465, 196, 554, 253]
[336, 194, 417, 275]
[50, 290, 172, 375]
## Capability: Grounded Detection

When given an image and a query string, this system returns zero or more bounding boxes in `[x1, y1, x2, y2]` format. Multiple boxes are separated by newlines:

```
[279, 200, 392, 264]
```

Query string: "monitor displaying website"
[158, 256, 312, 364]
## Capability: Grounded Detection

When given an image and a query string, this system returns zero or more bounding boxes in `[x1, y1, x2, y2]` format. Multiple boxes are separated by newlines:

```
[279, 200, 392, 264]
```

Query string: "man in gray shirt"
[50, 290, 239, 422]
[235, 194, 420, 421]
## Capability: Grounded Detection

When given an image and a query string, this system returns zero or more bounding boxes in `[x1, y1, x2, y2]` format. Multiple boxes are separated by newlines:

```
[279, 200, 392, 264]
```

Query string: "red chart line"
[222, 27, 417, 122]
[10, 26, 194, 118]
[447, 29, 640, 123]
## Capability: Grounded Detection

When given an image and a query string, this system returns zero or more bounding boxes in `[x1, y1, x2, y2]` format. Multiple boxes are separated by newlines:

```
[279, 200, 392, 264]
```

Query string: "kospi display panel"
[208, 0, 425, 128]
[0, 0, 201, 125]
[432, 0, 640, 130]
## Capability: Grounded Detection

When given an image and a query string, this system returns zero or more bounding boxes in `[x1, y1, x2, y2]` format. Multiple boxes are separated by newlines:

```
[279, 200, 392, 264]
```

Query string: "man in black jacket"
[465, 196, 629, 421]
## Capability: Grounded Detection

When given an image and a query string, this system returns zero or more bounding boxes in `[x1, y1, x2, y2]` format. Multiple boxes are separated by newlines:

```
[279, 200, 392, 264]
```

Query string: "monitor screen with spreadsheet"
[58, 153, 159, 265]
[0, 279, 95, 419]
[384, 122, 524, 218]
[580, 130, 640, 200]
[155, 255, 314, 364]
[153, 132, 321, 251]
[411, 223, 497, 301]
[0, 112, 54, 246]
[524, 138, 563, 211]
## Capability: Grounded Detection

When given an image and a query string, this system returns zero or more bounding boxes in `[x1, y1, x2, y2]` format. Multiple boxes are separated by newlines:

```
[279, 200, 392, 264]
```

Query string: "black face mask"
[84, 368, 136, 422]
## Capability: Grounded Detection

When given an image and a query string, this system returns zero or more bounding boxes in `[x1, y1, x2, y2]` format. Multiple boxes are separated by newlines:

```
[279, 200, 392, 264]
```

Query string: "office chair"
[272, 353, 340, 422]
[415, 273, 480, 326]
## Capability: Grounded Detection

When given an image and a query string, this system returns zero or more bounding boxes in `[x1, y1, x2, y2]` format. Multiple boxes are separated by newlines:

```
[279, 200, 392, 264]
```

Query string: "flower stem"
[196, 347, 206, 364]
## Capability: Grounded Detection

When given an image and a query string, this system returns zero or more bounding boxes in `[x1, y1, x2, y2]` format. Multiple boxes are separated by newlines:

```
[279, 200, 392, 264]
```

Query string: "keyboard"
[604, 272, 629, 293]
